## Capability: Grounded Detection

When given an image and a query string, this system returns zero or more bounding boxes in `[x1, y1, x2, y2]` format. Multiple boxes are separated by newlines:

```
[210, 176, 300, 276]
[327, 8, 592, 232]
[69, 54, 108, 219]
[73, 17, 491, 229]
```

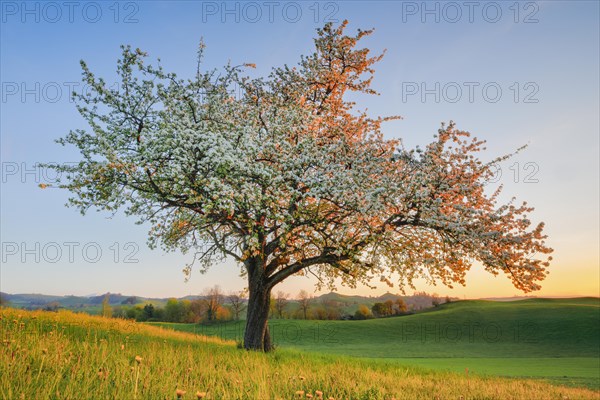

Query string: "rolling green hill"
[153, 298, 600, 389]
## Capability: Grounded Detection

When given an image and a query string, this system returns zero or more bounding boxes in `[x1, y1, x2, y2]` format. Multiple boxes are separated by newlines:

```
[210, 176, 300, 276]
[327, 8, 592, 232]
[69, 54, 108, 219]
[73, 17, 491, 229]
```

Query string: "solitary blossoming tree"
[46, 21, 552, 351]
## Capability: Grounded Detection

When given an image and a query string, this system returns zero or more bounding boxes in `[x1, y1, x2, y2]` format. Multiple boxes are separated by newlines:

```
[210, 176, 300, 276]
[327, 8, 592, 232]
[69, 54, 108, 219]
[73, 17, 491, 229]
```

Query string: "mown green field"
[2, 306, 599, 399]
[152, 298, 600, 390]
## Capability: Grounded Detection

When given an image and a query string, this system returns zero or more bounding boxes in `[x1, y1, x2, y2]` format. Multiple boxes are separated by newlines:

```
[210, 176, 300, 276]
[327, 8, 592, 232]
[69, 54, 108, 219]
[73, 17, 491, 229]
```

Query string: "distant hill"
[1, 290, 447, 313]
[0, 291, 146, 310]
[1, 293, 65, 306]
[4, 290, 593, 316]
[315, 292, 367, 304]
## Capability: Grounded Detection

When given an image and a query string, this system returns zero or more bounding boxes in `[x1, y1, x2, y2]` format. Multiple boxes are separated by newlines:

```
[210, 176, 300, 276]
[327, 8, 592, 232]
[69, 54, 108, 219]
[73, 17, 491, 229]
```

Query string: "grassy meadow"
[2, 301, 599, 399]
[152, 298, 600, 390]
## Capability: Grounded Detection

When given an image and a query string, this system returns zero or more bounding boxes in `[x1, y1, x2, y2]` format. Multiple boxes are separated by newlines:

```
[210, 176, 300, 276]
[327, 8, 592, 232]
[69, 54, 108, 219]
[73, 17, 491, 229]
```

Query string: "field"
[2, 300, 598, 399]
[152, 298, 600, 390]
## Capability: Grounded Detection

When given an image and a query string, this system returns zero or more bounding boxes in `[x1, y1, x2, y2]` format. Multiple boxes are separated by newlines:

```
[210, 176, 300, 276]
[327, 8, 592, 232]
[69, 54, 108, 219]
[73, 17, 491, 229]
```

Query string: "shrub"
[354, 305, 372, 320]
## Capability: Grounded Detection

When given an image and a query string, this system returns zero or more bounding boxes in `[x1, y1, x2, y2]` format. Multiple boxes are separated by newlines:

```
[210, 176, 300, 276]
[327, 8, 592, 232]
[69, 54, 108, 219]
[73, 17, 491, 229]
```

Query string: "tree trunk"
[243, 262, 273, 351]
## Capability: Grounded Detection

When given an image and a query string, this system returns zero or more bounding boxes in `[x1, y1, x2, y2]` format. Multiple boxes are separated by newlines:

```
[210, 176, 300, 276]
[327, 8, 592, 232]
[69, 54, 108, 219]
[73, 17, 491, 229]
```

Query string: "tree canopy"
[46, 21, 552, 350]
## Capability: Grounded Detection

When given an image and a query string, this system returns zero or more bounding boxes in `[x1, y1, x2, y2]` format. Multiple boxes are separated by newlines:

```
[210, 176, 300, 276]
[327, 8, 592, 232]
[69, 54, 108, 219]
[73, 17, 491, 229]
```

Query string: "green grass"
[2, 307, 599, 399]
[152, 298, 600, 390]
[368, 357, 600, 390]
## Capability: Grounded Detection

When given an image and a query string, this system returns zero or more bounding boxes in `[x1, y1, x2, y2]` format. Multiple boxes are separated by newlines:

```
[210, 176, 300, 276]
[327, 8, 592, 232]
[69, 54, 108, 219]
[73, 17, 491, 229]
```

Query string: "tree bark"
[243, 260, 273, 351]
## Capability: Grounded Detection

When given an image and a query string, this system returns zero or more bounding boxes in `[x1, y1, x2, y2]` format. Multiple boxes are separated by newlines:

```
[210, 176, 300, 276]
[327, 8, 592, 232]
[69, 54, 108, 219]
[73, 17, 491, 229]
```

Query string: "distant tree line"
[110, 286, 246, 323]
[269, 290, 345, 320]
[12, 289, 453, 323]
[269, 291, 450, 321]
[354, 293, 452, 320]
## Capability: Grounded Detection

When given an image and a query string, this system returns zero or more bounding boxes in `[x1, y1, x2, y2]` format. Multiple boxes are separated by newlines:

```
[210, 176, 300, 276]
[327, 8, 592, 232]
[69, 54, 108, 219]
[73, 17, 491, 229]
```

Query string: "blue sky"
[1, 1, 598, 299]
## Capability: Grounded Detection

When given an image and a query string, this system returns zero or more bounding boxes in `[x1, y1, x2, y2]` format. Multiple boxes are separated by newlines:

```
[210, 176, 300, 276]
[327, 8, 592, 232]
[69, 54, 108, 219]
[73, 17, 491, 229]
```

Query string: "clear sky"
[1, 1, 598, 299]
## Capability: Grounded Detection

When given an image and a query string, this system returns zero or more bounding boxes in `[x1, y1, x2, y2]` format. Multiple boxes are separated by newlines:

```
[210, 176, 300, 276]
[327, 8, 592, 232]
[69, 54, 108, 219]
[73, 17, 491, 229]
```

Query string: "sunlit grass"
[153, 298, 600, 390]
[2, 307, 598, 399]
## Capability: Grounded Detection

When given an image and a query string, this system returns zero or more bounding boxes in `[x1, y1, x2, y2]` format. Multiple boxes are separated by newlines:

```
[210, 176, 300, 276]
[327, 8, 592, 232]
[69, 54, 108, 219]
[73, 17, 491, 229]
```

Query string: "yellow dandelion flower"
[134, 355, 142, 364]
[195, 391, 207, 399]
[176, 389, 186, 398]
[295, 391, 304, 398]
[315, 391, 323, 399]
